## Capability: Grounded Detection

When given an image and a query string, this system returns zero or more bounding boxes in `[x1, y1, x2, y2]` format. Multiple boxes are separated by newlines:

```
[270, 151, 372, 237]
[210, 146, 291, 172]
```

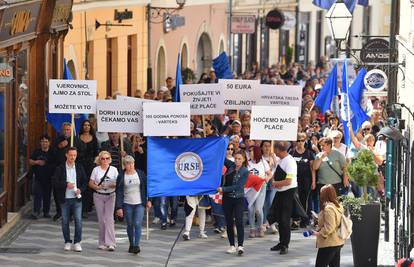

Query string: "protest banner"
[180, 84, 224, 115]
[96, 99, 143, 133]
[220, 79, 259, 110]
[250, 105, 299, 141]
[143, 102, 190, 136]
[256, 84, 302, 116]
[49, 79, 97, 114]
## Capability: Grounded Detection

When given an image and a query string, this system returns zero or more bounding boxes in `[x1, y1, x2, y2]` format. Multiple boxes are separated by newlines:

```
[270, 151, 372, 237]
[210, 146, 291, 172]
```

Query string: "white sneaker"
[107, 245, 115, 251]
[237, 246, 244, 255]
[64, 243, 71, 251]
[98, 245, 106, 250]
[199, 232, 208, 239]
[271, 224, 278, 234]
[73, 243, 82, 252]
[152, 217, 160, 224]
[226, 246, 236, 254]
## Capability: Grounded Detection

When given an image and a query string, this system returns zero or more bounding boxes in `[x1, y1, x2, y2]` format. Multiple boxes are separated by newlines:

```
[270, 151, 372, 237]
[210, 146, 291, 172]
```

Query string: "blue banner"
[314, 64, 338, 114]
[147, 137, 229, 197]
[213, 52, 233, 79]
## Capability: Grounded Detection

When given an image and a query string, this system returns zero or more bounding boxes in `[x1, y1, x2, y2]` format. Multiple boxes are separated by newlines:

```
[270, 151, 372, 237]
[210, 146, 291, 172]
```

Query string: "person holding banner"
[182, 195, 210, 240]
[217, 152, 249, 256]
[115, 156, 151, 254]
[89, 151, 119, 251]
[247, 146, 271, 238]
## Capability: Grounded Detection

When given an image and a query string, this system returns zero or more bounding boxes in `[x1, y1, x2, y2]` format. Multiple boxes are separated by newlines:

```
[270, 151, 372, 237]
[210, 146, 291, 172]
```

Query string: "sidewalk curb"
[0, 202, 31, 242]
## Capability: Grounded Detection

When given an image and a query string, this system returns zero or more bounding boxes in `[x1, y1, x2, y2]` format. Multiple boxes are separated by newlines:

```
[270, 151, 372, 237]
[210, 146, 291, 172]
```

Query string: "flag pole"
[120, 134, 125, 169]
[202, 115, 206, 137]
[70, 113, 75, 146]
[344, 59, 351, 122]
[146, 208, 149, 240]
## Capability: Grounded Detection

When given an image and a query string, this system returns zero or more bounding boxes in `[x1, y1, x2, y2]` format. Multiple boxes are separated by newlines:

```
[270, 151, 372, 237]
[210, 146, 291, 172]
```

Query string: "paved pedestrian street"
[0, 210, 353, 267]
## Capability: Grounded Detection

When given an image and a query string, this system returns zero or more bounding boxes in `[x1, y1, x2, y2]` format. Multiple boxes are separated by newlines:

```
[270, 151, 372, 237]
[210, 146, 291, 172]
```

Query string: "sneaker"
[214, 227, 221, 234]
[107, 245, 115, 251]
[169, 220, 176, 227]
[98, 245, 106, 250]
[270, 224, 278, 234]
[270, 243, 283, 251]
[128, 245, 133, 253]
[258, 227, 265, 238]
[249, 229, 256, 238]
[280, 246, 288, 255]
[182, 232, 190, 241]
[133, 246, 141, 254]
[73, 243, 82, 252]
[199, 232, 208, 239]
[152, 217, 160, 224]
[64, 243, 71, 251]
[226, 246, 236, 254]
[237, 246, 244, 256]
[161, 223, 167, 230]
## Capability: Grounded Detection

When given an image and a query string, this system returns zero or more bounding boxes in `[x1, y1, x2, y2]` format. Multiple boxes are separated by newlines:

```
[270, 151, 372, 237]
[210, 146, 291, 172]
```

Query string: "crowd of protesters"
[28, 57, 386, 266]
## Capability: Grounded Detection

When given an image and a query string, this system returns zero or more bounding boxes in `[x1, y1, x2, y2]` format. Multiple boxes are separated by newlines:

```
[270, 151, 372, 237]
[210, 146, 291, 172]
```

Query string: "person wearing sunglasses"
[89, 151, 119, 251]
[226, 144, 235, 162]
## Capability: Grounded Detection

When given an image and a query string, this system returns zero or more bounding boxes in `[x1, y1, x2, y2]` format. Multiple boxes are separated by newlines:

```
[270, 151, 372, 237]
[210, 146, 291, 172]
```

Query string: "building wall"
[150, 2, 228, 90]
[65, 0, 148, 98]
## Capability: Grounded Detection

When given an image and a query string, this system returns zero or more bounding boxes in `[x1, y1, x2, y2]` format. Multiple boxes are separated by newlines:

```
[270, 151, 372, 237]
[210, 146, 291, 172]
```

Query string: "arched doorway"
[156, 46, 166, 91]
[181, 43, 188, 69]
[196, 33, 212, 80]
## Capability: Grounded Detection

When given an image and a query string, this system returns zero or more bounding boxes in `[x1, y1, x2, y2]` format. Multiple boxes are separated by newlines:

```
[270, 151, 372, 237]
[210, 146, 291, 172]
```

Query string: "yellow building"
[65, 0, 149, 98]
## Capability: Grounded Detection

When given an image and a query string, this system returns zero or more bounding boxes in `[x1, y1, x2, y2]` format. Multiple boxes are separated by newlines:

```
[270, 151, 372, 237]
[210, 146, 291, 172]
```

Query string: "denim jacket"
[222, 159, 249, 198]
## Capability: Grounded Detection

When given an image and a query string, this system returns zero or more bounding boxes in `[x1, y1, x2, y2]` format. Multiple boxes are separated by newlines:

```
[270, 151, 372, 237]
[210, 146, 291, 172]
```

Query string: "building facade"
[150, 0, 228, 91]
[0, 0, 72, 227]
[65, 0, 149, 98]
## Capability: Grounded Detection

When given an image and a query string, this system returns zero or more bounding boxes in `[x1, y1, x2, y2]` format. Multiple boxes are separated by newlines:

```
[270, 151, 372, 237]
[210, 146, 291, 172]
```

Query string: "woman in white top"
[247, 145, 271, 238]
[115, 156, 151, 254]
[331, 130, 347, 157]
[89, 151, 119, 251]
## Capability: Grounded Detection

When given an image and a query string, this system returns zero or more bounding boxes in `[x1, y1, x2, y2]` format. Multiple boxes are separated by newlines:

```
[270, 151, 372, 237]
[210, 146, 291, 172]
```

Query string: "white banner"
[49, 79, 97, 114]
[250, 106, 299, 141]
[180, 84, 224, 115]
[220, 79, 259, 110]
[143, 102, 190, 137]
[97, 99, 142, 133]
[256, 84, 302, 116]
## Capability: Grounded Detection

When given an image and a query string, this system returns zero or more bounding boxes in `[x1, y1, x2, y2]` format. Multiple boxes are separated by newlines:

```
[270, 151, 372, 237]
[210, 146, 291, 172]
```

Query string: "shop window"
[16, 49, 29, 178]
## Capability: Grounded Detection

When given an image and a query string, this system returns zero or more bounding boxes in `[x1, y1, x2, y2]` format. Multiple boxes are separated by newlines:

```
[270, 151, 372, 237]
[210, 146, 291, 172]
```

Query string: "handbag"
[337, 209, 353, 240]
[94, 167, 110, 192]
[326, 161, 348, 195]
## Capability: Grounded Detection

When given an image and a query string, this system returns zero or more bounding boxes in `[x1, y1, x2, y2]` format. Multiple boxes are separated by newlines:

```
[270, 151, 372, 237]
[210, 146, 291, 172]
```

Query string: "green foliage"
[285, 46, 293, 65]
[338, 195, 365, 220]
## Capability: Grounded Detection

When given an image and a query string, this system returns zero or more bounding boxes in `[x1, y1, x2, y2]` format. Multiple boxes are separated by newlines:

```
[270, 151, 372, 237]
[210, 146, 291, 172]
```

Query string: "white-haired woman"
[89, 151, 119, 251]
[115, 156, 151, 254]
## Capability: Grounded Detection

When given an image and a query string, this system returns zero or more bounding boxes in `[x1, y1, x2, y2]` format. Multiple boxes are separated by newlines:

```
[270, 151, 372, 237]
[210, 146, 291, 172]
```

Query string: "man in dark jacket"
[52, 147, 87, 252]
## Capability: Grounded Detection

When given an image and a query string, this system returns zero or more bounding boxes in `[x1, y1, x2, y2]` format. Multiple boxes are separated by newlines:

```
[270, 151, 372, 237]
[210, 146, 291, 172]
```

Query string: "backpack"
[337, 210, 353, 240]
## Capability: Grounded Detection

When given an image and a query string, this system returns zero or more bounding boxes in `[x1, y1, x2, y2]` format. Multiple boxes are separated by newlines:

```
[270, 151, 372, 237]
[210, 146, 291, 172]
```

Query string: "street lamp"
[325, 0, 353, 50]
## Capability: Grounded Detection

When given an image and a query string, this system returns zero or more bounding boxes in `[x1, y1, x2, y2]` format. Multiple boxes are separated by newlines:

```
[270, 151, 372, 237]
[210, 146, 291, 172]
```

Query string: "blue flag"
[213, 52, 233, 79]
[312, 0, 368, 13]
[147, 137, 229, 197]
[174, 53, 183, 102]
[314, 64, 338, 114]
[46, 59, 87, 134]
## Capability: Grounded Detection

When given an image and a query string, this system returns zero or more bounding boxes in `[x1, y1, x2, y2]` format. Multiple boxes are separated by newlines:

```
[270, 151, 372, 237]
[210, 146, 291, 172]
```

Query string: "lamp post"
[325, 0, 353, 56]
[147, 0, 186, 90]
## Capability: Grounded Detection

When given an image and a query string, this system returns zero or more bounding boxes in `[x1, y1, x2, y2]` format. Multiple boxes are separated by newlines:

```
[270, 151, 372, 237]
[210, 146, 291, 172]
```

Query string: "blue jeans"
[211, 201, 225, 228]
[154, 197, 178, 224]
[248, 185, 266, 229]
[124, 203, 145, 247]
[263, 188, 277, 224]
[61, 198, 82, 244]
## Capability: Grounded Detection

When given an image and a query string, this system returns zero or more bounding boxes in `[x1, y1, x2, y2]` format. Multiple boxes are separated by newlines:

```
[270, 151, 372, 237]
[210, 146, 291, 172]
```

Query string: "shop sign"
[0, 63, 13, 83]
[281, 12, 296, 30]
[0, 0, 42, 43]
[265, 9, 284, 30]
[51, 0, 73, 31]
[360, 38, 390, 63]
[231, 15, 256, 34]
[364, 69, 388, 92]
[114, 9, 133, 23]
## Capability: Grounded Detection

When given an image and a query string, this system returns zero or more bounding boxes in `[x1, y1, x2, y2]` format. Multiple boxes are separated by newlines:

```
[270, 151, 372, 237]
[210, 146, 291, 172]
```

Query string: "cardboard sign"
[256, 84, 302, 116]
[49, 79, 97, 114]
[143, 102, 190, 136]
[250, 105, 299, 141]
[220, 79, 259, 110]
[97, 99, 142, 133]
[180, 84, 224, 115]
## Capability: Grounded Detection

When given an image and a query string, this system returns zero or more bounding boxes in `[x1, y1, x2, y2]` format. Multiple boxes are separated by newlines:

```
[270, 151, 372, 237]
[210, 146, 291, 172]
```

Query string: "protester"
[101, 132, 133, 172]
[331, 130, 347, 157]
[29, 134, 55, 219]
[77, 120, 99, 218]
[89, 151, 119, 251]
[115, 156, 151, 254]
[52, 147, 87, 252]
[182, 195, 210, 240]
[314, 184, 345, 267]
[217, 151, 249, 255]
[247, 146, 271, 238]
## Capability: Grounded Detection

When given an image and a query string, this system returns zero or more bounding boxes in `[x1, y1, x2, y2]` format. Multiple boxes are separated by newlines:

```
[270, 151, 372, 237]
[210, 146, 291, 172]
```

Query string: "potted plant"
[342, 149, 381, 267]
